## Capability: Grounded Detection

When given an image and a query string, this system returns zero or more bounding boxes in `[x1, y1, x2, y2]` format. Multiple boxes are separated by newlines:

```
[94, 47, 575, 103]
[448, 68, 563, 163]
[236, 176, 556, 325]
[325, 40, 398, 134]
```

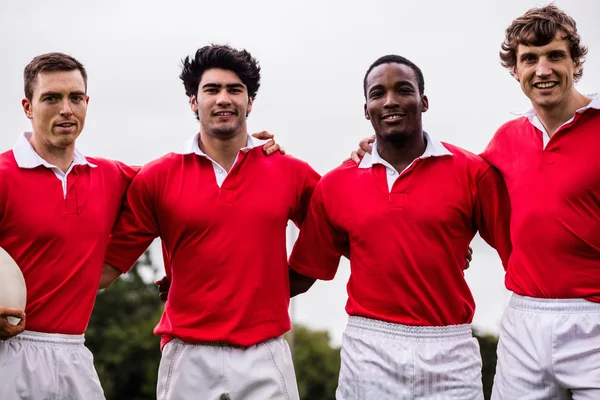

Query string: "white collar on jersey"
[519, 92, 600, 119]
[12, 132, 97, 170]
[358, 131, 453, 169]
[177, 132, 269, 156]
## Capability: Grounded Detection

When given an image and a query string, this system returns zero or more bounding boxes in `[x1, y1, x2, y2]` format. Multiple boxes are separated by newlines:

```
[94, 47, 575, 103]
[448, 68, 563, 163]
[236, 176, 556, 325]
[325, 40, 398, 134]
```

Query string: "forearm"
[289, 268, 316, 297]
[99, 262, 122, 289]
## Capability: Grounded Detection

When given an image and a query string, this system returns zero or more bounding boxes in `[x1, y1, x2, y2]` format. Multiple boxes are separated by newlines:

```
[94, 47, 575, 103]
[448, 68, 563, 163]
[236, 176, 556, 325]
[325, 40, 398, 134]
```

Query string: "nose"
[535, 57, 552, 77]
[216, 91, 232, 107]
[59, 99, 74, 116]
[383, 92, 399, 108]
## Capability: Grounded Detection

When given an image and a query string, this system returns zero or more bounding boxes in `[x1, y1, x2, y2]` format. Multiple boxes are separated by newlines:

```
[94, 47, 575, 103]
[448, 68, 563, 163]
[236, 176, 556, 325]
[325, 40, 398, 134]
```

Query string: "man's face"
[364, 63, 428, 141]
[191, 68, 252, 138]
[514, 32, 578, 110]
[22, 70, 89, 149]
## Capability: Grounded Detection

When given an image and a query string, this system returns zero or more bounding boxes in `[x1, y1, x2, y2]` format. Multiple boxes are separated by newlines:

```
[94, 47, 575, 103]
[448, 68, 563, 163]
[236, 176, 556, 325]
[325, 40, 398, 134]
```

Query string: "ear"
[190, 95, 198, 114]
[85, 95, 90, 106]
[364, 103, 370, 120]
[246, 96, 253, 117]
[22, 98, 33, 120]
[421, 95, 429, 113]
[512, 67, 521, 82]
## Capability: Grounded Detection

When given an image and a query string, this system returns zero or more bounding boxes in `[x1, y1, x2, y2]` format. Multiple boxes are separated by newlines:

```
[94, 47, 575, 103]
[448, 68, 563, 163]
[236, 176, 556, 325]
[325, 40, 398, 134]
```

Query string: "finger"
[159, 292, 168, 302]
[252, 130, 274, 140]
[154, 276, 169, 286]
[368, 135, 376, 143]
[350, 152, 361, 164]
[279, 146, 286, 155]
[359, 141, 372, 153]
[266, 144, 282, 155]
[357, 148, 367, 157]
[0, 308, 25, 319]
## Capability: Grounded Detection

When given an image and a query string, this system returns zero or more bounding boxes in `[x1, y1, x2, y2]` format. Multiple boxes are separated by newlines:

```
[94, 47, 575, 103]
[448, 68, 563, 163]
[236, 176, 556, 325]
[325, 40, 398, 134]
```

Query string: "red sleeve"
[289, 181, 348, 280]
[473, 166, 512, 269]
[105, 170, 159, 273]
[289, 162, 321, 228]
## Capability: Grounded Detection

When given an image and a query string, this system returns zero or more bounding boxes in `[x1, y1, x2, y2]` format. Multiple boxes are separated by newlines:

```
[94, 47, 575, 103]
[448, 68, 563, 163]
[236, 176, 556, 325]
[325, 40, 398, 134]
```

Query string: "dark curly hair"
[180, 44, 260, 102]
[500, 4, 588, 82]
[363, 54, 425, 98]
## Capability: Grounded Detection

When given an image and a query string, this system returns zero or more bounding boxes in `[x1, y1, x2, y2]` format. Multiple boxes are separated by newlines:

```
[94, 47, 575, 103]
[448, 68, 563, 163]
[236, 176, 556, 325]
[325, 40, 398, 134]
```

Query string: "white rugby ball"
[0, 247, 27, 325]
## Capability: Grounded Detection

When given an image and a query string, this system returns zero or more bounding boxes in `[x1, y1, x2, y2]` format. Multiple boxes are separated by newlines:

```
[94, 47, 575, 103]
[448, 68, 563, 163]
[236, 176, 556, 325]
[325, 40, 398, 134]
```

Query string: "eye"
[548, 52, 564, 61]
[71, 95, 85, 102]
[522, 54, 536, 63]
[205, 88, 218, 93]
[44, 95, 58, 102]
[370, 91, 382, 99]
[228, 88, 242, 94]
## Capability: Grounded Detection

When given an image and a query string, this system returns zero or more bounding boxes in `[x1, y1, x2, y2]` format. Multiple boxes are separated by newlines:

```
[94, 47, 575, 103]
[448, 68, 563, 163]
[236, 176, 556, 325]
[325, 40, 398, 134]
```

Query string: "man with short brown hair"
[483, 5, 600, 399]
[0, 52, 138, 399]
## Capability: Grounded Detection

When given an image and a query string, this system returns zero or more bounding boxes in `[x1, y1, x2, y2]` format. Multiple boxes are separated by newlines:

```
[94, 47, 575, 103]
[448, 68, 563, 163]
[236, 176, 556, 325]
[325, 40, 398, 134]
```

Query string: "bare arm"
[99, 262, 122, 290]
[289, 268, 316, 298]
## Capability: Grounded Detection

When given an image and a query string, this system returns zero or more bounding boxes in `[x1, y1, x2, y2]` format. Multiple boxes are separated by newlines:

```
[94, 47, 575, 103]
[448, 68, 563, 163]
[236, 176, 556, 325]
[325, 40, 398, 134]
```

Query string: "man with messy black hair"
[103, 44, 318, 400]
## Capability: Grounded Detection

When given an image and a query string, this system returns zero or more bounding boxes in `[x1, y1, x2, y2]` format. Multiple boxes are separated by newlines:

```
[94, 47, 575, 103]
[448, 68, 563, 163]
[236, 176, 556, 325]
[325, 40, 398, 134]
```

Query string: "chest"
[2, 169, 121, 241]
[497, 125, 600, 203]
[330, 164, 476, 239]
[156, 162, 298, 232]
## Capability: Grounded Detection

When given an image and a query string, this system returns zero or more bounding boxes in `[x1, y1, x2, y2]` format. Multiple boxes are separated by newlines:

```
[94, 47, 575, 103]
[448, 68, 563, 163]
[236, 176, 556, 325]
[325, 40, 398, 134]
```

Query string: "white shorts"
[336, 316, 483, 400]
[0, 330, 105, 400]
[492, 294, 600, 400]
[157, 336, 300, 400]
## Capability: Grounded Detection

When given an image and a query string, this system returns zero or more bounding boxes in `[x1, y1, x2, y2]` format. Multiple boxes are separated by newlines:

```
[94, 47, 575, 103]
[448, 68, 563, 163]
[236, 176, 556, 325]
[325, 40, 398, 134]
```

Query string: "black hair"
[363, 54, 425, 97]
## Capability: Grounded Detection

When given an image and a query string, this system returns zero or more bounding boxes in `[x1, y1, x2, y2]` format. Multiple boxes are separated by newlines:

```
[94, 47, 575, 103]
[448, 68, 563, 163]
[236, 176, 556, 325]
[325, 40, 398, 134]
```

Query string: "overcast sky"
[2, 0, 599, 345]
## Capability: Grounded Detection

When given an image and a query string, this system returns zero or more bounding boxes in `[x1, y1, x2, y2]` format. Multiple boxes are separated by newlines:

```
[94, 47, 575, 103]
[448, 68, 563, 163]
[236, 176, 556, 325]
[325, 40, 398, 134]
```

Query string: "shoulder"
[318, 159, 359, 188]
[493, 116, 529, 139]
[85, 157, 140, 181]
[0, 150, 17, 171]
[250, 149, 320, 177]
[440, 142, 492, 176]
[137, 152, 183, 176]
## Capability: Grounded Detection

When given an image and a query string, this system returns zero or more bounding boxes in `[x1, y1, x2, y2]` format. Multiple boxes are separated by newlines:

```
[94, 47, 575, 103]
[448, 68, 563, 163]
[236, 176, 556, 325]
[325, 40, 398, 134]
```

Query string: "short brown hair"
[23, 52, 88, 100]
[500, 4, 588, 82]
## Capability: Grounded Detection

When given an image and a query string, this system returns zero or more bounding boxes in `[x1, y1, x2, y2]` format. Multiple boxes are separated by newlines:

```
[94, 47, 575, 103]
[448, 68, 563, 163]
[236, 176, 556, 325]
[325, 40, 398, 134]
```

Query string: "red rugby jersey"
[482, 104, 600, 301]
[0, 147, 136, 334]
[105, 148, 319, 347]
[290, 143, 511, 326]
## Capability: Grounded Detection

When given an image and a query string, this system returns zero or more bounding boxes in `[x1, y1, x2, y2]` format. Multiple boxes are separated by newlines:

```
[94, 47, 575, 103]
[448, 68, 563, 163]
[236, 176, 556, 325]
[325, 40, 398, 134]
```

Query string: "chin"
[380, 130, 411, 142]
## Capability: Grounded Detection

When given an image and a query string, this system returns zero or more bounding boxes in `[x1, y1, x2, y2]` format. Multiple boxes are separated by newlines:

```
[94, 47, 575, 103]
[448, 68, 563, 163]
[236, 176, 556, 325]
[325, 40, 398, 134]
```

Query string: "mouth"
[533, 81, 557, 90]
[55, 122, 76, 129]
[213, 111, 237, 118]
[381, 113, 406, 122]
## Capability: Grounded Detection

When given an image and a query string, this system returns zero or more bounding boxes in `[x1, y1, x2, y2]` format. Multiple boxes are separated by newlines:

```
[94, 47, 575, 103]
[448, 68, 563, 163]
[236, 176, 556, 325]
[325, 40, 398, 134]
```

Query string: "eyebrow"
[520, 49, 567, 60]
[201, 83, 245, 89]
[39, 91, 86, 97]
[368, 80, 415, 94]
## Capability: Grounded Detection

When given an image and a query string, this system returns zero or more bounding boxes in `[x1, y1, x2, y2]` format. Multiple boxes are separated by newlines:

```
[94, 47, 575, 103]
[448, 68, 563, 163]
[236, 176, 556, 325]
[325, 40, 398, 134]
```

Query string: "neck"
[533, 90, 591, 137]
[198, 129, 248, 172]
[29, 133, 75, 173]
[376, 130, 427, 172]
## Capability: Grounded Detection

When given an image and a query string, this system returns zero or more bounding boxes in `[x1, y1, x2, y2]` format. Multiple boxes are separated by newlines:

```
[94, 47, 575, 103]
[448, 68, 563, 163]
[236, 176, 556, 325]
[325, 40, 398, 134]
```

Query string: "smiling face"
[22, 69, 89, 150]
[191, 68, 253, 139]
[514, 32, 579, 111]
[364, 62, 428, 142]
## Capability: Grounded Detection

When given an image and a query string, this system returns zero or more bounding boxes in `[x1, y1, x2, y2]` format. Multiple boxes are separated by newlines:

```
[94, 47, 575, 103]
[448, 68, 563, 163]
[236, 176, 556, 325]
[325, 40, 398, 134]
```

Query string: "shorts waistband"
[509, 294, 600, 313]
[346, 316, 472, 342]
[173, 335, 282, 349]
[9, 330, 85, 346]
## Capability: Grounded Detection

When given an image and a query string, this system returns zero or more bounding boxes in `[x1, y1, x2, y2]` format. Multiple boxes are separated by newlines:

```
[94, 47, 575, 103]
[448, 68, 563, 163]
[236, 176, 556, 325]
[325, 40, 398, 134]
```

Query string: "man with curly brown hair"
[481, 5, 600, 399]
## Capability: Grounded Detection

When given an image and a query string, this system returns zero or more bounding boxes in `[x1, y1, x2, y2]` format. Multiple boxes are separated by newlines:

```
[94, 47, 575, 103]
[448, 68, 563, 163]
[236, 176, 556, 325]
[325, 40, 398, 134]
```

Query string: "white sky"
[2, 0, 599, 345]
